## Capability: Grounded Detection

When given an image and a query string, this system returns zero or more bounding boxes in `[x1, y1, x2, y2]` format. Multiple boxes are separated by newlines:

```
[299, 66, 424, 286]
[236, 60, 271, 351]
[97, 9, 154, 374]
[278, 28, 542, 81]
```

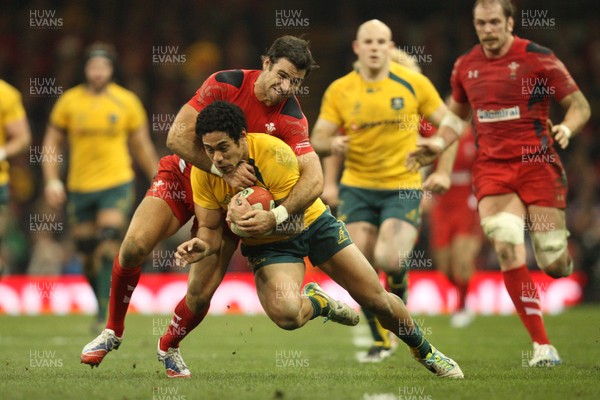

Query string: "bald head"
[356, 19, 392, 41]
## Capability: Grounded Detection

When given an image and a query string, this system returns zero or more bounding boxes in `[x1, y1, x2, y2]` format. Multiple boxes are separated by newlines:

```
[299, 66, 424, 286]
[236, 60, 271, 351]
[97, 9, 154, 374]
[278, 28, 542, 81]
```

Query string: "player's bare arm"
[310, 118, 347, 157]
[406, 100, 470, 171]
[421, 104, 460, 194]
[168, 104, 255, 188]
[320, 154, 343, 207]
[175, 205, 223, 267]
[42, 124, 67, 209]
[3, 116, 32, 160]
[551, 90, 591, 149]
[128, 122, 159, 180]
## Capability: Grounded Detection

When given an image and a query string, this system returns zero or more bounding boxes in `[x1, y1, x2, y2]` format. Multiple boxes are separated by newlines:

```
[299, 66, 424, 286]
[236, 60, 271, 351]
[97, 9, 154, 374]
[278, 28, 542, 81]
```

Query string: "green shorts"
[67, 182, 134, 224]
[0, 184, 8, 207]
[337, 184, 422, 228]
[241, 209, 353, 272]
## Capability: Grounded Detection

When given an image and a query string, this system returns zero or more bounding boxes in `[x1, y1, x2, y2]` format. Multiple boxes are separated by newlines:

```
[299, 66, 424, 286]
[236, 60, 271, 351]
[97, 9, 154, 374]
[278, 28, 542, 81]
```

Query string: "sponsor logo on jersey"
[477, 106, 521, 122]
[391, 97, 404, 110]
[468, 70, 479, 79]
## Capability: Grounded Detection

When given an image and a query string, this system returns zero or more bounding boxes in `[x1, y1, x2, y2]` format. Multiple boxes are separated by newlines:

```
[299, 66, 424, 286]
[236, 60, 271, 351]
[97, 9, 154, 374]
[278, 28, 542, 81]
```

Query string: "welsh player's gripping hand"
[222, 161, 256, 191]
[406, 136, 445, 172]
[175, 238, 210, 268]
[548, 119, 572, 149]
[227, 192, 275, 236]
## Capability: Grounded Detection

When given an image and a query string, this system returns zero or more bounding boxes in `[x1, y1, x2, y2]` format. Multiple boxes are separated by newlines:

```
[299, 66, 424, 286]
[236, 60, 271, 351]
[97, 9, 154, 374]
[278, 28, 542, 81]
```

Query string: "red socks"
[159, 296, 209, 351]
[502, 265, 550, 344]
[106, 255, 141, 338]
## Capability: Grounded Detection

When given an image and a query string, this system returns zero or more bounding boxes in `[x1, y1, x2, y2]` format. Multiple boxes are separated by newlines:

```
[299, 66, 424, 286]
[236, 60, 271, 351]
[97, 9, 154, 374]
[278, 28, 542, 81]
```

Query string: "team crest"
[109, 113, 118, 124]
[391, 97, 404, 110]
[508, 61, 519, 80]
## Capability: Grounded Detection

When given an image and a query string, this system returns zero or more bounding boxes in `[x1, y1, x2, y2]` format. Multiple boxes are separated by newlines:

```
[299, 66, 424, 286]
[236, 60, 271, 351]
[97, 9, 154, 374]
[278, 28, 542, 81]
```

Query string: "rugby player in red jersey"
[81, 36, 324, 378]
[408, 0, 590, 366]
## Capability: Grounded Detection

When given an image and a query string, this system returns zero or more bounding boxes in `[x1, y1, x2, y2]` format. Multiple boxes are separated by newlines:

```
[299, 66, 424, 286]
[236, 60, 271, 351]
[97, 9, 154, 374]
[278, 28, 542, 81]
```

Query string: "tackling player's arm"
[168, 104, 255, 189]
[279, 150, 323, 213]
[42, 124, 67, 209]
[129, 122, 159, 180]
[320, 154, 343, 207]
[551, 90, 591, 149]
[175, 204, 223, 268]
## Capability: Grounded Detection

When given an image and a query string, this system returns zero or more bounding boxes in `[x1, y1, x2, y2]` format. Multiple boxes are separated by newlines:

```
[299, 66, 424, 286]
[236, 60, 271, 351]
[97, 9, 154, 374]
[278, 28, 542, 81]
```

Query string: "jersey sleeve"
[191, 166, 221, 209]
[49, 93, 70, 130]
[317, 81, 343, 127]
[537, 53, 579, 101]
[126, 93, 147, 132]
[1, 85, 26, 124]
[186, 72, 229, 111]
[450, 57, 468, 104]
[415, 74, 444, 119]
[278, 116, 313, 156]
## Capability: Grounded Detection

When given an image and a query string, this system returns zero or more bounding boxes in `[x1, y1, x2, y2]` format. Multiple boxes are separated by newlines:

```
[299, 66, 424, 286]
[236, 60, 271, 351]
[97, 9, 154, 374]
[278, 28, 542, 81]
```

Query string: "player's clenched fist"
[175, 238, 210, 267]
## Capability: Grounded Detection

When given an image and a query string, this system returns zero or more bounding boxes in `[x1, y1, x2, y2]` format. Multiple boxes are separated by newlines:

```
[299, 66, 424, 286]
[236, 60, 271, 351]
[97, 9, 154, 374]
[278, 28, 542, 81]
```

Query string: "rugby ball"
[227, 186, 275, 237]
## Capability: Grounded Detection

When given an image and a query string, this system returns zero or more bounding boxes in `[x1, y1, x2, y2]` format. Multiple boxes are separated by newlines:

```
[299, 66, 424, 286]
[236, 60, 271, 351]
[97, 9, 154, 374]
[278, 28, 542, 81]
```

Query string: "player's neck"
[358, 63, 389, 83]
[483, 35, 515, 59]
[85, 83, 109, 95]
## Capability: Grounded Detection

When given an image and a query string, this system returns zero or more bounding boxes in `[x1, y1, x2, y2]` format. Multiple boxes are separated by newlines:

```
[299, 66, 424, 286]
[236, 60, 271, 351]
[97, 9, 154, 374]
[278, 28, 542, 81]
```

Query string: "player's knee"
[97, 226, 123, 244]
[531, 230, 571, 278]
[120, 234, 152, 268]
[272, 314, 303, 331]
[481, 212, 524, 245]
[374, 251, 399, 274]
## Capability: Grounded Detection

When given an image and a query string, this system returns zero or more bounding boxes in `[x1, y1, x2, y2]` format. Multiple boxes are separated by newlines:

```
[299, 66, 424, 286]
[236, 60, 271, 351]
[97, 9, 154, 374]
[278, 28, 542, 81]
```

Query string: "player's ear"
[507, 16, 514, 32]
[352, 40, 359, 56]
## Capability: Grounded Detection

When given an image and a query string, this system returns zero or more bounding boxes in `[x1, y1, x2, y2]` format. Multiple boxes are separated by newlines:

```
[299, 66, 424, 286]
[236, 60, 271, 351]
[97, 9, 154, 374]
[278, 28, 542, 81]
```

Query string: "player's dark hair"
[195, 101, 248, 144]
[263, 35, 318, 76]
[80, 41, 121, 84]
[473, 0, 515, 19]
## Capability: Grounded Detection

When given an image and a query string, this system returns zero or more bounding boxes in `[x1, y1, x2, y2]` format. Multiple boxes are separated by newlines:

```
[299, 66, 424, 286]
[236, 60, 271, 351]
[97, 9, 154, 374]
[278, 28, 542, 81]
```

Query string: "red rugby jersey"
[187, 69, 312, 156]
[451, 36, 578, 161]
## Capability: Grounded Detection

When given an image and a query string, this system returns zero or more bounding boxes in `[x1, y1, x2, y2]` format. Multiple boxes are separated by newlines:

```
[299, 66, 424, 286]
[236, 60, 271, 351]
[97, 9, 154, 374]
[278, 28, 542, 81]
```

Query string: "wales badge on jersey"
[391, 97, 404, 110]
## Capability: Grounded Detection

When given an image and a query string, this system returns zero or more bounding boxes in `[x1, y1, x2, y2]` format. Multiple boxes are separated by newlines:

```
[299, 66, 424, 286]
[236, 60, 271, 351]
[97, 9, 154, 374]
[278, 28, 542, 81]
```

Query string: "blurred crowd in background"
[1, 0, 598, 300]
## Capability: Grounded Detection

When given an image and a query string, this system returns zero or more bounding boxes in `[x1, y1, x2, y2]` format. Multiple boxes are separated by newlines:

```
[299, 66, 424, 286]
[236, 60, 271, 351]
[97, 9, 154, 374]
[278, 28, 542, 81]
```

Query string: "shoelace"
[426, 352, 454, 371]
[165, 349, 188, 371]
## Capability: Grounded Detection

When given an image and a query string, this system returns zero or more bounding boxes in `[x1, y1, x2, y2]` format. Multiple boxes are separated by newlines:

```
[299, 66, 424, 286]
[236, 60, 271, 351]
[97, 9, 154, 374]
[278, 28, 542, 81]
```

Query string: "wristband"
[430, 136, 446, 152]
[46, 179, 64, 191]
[558, 124, 572, 139]
[271, 205, 289, 225]
[210, 164, 223, 177]
[0, 148, 6, 162]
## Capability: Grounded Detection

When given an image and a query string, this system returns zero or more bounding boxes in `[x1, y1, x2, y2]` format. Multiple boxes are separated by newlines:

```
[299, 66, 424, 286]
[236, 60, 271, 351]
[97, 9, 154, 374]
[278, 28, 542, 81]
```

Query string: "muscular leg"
[160, 234, 237, 350]
[346, 222, 390, 350]
[106, 197, 183, 336]
[254, 262, 314, 330]
[449, 234, 480, 311]
[72, 221, 99, 316]
[375, 218, 418, 303]
[527, 206, 571, 278]
[479, 193, 550, 344]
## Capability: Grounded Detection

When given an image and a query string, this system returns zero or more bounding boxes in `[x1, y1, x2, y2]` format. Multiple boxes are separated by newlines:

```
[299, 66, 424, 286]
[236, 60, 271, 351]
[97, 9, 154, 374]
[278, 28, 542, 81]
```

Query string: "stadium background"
[1, 0, 599, 302]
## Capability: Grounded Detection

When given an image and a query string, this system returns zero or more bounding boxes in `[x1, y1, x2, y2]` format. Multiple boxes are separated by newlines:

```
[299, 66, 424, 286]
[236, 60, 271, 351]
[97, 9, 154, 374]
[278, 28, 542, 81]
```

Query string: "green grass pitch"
[1, 306, 599, 400]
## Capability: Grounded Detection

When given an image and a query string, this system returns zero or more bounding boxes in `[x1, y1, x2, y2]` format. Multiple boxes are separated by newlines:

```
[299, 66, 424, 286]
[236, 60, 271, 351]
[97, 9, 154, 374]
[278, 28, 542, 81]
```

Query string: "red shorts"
[430, 188, 482, 249]
[145, 155, 197, 231]
[472, 156, 567, 209]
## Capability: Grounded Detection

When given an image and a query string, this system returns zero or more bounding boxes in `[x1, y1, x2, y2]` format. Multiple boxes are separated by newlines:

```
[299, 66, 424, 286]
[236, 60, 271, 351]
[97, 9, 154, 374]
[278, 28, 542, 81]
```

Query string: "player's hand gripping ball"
[227, 186, 275, 237]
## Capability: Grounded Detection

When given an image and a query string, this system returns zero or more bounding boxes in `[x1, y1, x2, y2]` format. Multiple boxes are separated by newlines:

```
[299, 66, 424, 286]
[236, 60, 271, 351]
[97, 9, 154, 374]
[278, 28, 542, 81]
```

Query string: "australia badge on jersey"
[391, 97, 404, 110]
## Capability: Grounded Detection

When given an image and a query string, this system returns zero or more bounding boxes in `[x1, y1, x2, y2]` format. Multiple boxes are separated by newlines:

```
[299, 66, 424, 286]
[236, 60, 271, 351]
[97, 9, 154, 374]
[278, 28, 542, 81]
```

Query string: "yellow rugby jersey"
[49, 82, 146, 192]
[0, 80, 27, 185]
[192, 133, 327, 246]
[319, 62, 443, 190]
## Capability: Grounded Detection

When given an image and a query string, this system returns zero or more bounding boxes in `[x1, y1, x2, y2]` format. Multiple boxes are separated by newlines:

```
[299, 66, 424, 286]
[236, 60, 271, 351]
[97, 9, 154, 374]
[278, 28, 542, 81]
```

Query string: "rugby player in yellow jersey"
[311, 20, 462, 362]
[172, 101, 463, 379]
[42, 42, 158, 329]
[0, 80, 32, 275]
